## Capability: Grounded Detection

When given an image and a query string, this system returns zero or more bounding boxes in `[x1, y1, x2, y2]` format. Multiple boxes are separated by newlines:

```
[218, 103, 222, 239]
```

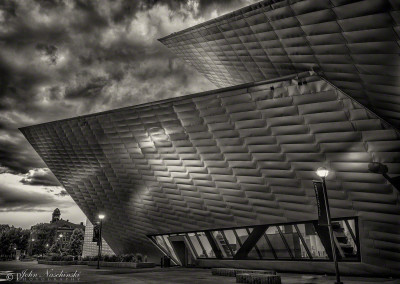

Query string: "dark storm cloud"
[0, 1, 17, 19]
[56, 190, 69, 197]
[33, 0, 66, 10]
[0, 0, 257, 174]
[35, 43, 58, 65]
[106, 0, 251, 24]
[0, 182, 68, 212]
[0, 166, 15, 174]
[0, 131, 46, 173]
[65, 76, 109, 100]
[20, 168, 61, 186]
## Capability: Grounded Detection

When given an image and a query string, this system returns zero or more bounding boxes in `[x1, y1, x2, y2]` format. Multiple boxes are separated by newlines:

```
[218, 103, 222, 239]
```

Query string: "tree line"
[0, 225, 30, 259]
[0, 224, 84, 259]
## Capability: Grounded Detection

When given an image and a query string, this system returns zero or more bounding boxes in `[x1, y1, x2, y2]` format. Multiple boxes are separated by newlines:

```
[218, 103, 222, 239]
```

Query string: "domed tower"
[51, 208, 61, 223]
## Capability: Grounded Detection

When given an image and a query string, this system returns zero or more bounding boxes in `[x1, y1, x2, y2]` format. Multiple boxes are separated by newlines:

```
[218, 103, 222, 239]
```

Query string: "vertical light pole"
[59, 234, 63, 252]
[316, 167, 343, 284]
[13, 244, 17, 260]
[30, 239, 35, 256]
[97, 214, 105, 269]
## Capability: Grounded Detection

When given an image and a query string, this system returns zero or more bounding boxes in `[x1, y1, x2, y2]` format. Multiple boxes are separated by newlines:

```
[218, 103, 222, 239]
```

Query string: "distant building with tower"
[51, 208, 61, 223]
[30, 208, 85, 249]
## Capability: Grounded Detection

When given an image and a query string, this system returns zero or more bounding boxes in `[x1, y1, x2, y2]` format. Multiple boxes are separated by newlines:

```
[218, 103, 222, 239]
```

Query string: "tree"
[31, 224, 56, 255]
[0, 226, 29, 258]
[0, 225, 10, 234]
[66, 228, 84, 256]
[49, 237, 63, 254]
[0, 231, 11, 257]
[15, 228, 30, 252]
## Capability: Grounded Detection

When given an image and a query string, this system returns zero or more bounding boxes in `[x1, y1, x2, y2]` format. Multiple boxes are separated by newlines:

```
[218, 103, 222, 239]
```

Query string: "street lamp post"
[97, 214, 105, 269]
[30, 239, 35, 256]
[59, 234, 63, 251]
[13, 244, 17, 259]
[316, 167, 343, 284]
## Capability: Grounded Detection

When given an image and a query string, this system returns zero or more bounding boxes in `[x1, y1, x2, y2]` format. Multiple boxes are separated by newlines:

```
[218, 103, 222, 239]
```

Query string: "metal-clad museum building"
[21, 0, 399, 276]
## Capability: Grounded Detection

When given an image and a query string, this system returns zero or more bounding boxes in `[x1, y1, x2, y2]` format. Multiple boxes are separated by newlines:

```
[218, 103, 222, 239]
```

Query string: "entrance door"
[171, 240, 187, 266]
[168, 235, 196, 267]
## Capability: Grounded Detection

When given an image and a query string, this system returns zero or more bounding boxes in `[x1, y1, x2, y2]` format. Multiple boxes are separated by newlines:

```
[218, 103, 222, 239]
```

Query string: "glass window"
[196, 232, 215, 258]
[235, 228, 261, 259]
[149, 218, 359, 262]
[163, 235, 180, 265]
[294, 224, 311, 259]
[154, 235, 169, 254]
[265, 226, 292, 259]
[334, 219, 358, 259]
[248, 233, 275, 259]
[247, 246, 261, 259]
[187, 233, 203, 258]
[235, 228, 249, 246]
[212, 231, 233, 258]
[281, 224, 309, 259]
[298, 223, 328, 259]
[153, 235, 179, 265]
[224, 231, 237, 250]
[224, 230, 240, 255]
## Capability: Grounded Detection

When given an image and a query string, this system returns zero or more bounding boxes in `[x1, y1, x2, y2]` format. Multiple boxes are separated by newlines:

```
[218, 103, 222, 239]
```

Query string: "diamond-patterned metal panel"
[20, 73, 400, 271]
[159, 0, 400, 128]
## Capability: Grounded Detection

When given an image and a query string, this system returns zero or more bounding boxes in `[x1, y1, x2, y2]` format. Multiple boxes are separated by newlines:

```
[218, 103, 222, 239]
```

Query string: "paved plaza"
[0, 261, 399, 284]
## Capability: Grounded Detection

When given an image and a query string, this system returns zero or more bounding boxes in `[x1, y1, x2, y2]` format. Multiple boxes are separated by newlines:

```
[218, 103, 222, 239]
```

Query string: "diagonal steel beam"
[234, 225, 268, 259]
[205, 231, 223, 259]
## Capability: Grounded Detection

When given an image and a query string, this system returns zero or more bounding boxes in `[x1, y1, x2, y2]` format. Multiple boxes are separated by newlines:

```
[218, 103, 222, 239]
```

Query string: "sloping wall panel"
[159, 0, 400, 128]
[20, 73, 400, 272]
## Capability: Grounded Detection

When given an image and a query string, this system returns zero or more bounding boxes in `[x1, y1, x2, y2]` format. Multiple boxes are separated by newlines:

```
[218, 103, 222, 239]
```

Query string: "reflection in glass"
[247, 246, 261, 259]
[234, 229, 249, 246]
[300, 223, 328, 259]
[265, 226, 291, 259]
[248, 233, 274, 259]
[149, 218, 358, 262]
[163, 235, 180, 264]
[155, 235, 169, 254]
[290, 224, 310, 259]
[334, 220, 358, 259]
[153, 235, 180, 265]
[212, 231, 233, 258]
[273, 224, 308, 259]
[196, 232, 215, 258]
[344, 219, 357, 255]
[224, 230, 239, 255]
[187, 233, 201, 258]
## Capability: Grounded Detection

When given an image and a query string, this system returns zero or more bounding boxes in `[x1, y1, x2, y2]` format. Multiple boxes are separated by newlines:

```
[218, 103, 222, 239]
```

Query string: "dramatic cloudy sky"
[0, 0, 258, 228]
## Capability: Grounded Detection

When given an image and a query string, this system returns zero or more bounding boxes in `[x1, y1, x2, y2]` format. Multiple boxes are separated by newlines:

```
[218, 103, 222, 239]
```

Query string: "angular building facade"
[20, 0, 400, 276]
[159, 0, 400, 128]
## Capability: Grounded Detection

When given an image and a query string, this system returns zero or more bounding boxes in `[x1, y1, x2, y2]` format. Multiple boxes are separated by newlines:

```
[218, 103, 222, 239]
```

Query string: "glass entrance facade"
[149, 217, 359, 264]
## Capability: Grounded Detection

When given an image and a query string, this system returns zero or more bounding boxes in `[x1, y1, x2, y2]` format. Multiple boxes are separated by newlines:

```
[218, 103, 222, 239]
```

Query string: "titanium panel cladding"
[159, 0, 400, 128]
[20, 73, 400, 272]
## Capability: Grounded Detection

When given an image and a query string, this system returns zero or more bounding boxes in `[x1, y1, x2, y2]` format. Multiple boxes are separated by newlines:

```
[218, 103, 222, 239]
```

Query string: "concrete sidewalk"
[0, 261, 398, 284]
